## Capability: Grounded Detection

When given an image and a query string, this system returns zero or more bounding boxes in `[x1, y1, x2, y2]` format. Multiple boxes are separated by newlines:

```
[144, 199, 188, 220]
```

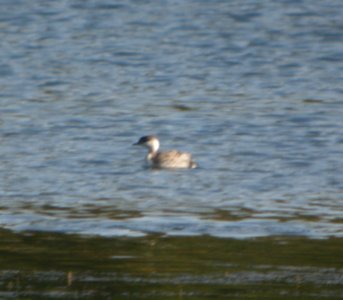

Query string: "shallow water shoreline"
[1, 229, 342, 299]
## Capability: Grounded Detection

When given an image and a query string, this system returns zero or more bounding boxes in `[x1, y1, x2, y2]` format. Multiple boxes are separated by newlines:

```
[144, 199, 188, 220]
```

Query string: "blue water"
[0, 0, 342, 238]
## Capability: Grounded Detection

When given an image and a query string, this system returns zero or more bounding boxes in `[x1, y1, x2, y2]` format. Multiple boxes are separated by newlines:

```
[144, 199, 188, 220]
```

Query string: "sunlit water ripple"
[0, 0, 342, 238]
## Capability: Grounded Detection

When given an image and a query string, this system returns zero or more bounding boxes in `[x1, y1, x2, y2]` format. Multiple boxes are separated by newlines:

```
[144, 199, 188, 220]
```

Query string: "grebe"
[133, 135, 197, 169]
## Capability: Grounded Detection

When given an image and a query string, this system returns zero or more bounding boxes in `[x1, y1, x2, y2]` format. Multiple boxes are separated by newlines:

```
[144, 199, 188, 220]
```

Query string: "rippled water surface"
[1, 0, 343, 239]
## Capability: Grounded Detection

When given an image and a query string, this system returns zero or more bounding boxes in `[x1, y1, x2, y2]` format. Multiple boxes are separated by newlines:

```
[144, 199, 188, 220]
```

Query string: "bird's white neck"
[148, 138, 160, 154]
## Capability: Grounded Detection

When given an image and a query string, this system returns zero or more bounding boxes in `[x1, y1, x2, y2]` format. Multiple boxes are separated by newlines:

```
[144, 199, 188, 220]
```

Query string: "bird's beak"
[133, 142, 139, 146]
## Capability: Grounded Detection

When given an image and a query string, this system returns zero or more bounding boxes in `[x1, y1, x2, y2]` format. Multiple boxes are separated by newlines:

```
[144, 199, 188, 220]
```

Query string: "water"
[0, 0, 343, 298]
[1, 0, 342, 239]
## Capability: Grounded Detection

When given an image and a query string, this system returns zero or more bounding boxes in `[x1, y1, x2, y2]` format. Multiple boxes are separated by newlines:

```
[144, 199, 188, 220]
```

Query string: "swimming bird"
[133, 135, 197, 169]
